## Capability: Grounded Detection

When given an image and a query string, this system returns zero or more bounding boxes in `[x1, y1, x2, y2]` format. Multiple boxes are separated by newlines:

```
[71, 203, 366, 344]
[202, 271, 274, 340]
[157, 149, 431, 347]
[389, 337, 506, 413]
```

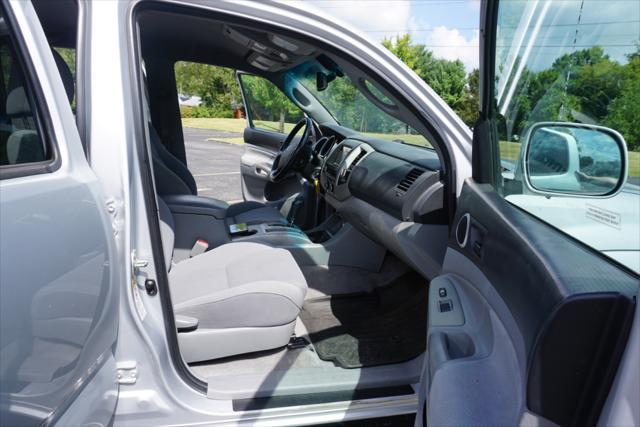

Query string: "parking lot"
[183, 127, 245, 202]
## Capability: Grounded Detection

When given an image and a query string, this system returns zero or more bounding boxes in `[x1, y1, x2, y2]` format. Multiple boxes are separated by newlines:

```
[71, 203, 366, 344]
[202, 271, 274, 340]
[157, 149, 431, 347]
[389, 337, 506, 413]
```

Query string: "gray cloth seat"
[3, 49, 74, 165]
[149, 125, 286, 225]
[158, 198, 307, 362]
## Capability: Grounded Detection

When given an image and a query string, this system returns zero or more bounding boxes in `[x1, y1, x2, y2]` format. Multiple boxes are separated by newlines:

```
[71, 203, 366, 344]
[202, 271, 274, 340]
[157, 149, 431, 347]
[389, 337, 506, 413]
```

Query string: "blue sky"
[303, 0, 640, 74]
[305, 0, 482, 71]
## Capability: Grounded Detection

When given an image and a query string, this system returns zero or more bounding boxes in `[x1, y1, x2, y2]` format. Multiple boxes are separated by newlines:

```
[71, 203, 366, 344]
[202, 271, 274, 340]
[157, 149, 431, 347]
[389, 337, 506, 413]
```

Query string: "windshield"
[291, 63, 433, 149]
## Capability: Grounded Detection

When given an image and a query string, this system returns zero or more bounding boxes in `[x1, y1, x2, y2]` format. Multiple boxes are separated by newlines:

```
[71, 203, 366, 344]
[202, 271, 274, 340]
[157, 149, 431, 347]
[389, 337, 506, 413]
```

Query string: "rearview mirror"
[523, 122, 627, 196]
[316, 72, 327, 92]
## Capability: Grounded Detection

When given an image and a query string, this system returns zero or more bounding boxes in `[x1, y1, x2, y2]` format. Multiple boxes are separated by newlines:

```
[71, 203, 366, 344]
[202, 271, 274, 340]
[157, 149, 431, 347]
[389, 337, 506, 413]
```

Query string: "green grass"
[629, 151, 640, 177]
[361, 132, 434, 148]
[182, 117, 248, 133]
[205, 136, 246, 145]
[182, 117, 297, 134]
[499, 141, 522, 161]
[253, 120, 297, 134]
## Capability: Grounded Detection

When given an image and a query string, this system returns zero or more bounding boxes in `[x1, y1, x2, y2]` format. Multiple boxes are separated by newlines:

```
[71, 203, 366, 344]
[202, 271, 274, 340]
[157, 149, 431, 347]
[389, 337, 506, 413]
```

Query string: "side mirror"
[523, 122, 628, 197]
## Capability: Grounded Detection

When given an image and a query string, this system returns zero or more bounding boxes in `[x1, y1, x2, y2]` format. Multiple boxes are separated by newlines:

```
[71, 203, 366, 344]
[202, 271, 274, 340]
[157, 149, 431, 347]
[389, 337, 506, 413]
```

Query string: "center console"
[230, 222, 311, 247]
[162, 181, 387, 272]
[228, 214, 385, 271]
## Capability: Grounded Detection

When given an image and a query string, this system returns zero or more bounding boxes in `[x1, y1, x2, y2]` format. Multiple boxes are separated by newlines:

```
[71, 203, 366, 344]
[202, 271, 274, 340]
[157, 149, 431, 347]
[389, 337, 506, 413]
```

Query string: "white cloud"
[306, 0, 412, 40]
[305, 1, 480, 72]
[427, 26, 480, 72]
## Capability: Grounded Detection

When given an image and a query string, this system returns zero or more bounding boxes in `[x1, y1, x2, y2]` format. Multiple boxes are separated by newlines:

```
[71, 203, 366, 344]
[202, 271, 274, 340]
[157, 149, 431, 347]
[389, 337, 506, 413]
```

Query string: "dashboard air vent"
[341, 150, 368, 183]
[396, 168, 425, 193]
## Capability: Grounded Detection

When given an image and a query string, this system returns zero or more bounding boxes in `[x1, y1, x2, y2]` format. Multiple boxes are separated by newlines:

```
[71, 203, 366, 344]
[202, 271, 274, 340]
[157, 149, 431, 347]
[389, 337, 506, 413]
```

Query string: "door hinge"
[116, 361, 138, 384]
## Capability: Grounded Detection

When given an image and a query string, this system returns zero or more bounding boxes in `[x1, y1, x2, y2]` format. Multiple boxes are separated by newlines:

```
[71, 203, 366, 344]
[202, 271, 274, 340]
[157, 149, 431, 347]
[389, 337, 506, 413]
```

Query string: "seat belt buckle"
[190, 239, 209, 257]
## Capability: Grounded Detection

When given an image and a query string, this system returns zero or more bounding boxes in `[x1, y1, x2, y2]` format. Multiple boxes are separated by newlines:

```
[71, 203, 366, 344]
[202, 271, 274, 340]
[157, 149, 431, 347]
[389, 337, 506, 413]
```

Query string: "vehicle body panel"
[0, 1, 119, 425]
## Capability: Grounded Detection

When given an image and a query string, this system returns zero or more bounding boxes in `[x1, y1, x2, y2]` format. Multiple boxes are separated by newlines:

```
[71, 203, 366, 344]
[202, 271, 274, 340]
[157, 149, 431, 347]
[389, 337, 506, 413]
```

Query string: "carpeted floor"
[299, 271, 428, 369]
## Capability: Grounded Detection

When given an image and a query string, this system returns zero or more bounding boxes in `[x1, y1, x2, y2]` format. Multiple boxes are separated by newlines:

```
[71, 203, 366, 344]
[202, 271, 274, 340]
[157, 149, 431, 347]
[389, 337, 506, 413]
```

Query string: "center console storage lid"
[162, 194, 229, 219]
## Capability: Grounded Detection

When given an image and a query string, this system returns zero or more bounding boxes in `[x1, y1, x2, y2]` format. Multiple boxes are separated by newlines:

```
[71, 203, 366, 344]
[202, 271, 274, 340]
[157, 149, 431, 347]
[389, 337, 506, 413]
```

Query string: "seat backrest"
[149, 123, 198, 196]
[4, 87, 43, 164]
[2, 49, 73, 165]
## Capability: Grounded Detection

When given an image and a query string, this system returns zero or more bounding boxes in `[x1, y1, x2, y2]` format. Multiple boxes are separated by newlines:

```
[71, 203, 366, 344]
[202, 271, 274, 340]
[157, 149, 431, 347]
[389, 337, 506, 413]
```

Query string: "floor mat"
[299, 271, 428, 368]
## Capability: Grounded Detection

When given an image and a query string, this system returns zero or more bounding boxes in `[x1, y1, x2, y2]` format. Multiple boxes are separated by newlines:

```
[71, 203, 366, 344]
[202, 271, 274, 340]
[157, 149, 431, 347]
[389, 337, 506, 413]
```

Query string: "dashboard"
[314, 127, 448, 279]
[319, 135, 445, 224]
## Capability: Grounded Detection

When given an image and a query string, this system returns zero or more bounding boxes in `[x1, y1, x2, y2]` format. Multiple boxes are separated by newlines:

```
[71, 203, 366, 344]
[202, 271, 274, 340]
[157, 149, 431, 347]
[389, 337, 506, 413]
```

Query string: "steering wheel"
[269, 117, 314, 182]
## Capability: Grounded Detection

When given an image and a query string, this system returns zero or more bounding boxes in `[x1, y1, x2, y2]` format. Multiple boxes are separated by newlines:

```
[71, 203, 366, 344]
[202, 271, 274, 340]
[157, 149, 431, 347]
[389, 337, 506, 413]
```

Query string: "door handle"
[255, 167, 268, 177]
[429, 332, 451, 375]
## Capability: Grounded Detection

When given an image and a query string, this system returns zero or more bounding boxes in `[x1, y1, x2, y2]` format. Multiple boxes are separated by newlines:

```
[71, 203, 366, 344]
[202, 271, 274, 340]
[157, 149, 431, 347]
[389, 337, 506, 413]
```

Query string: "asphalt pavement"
[183, 127, 244, 202]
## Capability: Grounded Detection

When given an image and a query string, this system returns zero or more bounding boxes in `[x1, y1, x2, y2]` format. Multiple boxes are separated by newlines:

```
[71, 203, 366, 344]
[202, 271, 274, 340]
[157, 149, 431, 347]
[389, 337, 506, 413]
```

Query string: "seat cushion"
[226, 201, 286, 225]
[168, 242, 307, 329]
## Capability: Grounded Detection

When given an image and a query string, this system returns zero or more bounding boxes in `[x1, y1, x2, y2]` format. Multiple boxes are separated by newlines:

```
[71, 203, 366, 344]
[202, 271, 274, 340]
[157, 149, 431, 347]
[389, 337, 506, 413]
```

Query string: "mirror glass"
[526, 125, 624, 195]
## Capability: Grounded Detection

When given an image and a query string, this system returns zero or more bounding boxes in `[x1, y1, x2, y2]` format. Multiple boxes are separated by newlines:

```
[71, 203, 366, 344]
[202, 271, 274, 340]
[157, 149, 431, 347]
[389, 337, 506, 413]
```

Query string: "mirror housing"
[521, 122, 628, 197]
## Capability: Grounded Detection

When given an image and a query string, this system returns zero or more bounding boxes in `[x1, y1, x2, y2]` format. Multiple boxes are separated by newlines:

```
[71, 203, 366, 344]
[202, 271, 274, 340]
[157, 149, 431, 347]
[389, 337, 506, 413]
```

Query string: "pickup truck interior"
[26, 1, 638, 424]
[136, 7, 449, 402]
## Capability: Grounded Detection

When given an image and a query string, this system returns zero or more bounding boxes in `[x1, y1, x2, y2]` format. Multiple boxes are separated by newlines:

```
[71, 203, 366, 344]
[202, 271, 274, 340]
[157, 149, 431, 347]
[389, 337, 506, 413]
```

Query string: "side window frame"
[0, 3, 59, 180]
[237, 71, 304, 135]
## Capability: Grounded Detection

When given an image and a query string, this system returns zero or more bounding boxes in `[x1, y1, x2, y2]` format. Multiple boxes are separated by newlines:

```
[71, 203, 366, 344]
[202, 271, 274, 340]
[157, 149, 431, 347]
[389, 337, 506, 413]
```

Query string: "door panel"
[240, 127, 280, 202]
[419, 180, 637, 426]
[241, 127, 303, 203]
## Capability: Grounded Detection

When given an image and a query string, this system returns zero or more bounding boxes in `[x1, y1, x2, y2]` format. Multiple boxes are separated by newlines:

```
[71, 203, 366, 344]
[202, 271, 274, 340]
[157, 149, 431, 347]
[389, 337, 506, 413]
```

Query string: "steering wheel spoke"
[269, 117, 314, 183]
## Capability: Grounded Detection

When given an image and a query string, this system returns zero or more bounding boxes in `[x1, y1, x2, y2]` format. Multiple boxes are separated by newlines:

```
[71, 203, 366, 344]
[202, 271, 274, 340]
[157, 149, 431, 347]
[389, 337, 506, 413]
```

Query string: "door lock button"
[438, 287, 447, 298]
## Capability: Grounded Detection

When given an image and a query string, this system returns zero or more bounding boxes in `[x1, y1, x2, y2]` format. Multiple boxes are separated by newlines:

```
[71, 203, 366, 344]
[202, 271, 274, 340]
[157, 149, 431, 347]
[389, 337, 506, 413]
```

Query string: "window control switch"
[439, 299, 453, 313]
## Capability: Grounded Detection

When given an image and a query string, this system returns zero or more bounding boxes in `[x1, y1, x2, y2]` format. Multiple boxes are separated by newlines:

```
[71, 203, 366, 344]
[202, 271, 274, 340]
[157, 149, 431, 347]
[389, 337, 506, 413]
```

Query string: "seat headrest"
[6, 87, 30, 117]
[51, 49, 74, 104]
[5, 49, 74, 117]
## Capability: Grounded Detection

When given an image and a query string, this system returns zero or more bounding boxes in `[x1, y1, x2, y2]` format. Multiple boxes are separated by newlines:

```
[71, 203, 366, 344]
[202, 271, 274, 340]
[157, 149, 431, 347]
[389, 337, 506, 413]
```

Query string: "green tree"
[241, 75, 301, 132]
[458, 68, 480, 126]
[603, 53, 640, 150]
[383, 35, 469, 120]
[174, 62, 241, 117]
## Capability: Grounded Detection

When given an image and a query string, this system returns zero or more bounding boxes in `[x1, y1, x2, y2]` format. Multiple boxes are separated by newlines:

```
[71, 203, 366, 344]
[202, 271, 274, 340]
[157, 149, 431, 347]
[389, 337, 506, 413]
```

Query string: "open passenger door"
[416, 0, 639, 425]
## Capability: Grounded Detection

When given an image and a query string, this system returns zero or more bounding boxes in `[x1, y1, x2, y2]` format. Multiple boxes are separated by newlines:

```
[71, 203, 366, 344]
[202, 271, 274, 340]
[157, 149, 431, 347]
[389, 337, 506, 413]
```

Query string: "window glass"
[173, 61, 246, 202]
[0, 28, 48, 167]
[294, 69, 433, 149]
[240, 74, 304, 133]
[494, 0, 640, 271]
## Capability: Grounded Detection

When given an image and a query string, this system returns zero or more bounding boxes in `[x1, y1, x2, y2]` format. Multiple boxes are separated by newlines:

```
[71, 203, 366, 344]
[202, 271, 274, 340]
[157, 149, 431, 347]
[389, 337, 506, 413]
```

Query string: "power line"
[317, 0, 639, 7]
[414, 43, 637, 47]
[361, 19, 639, 32]
[312, 0, 637, 2]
